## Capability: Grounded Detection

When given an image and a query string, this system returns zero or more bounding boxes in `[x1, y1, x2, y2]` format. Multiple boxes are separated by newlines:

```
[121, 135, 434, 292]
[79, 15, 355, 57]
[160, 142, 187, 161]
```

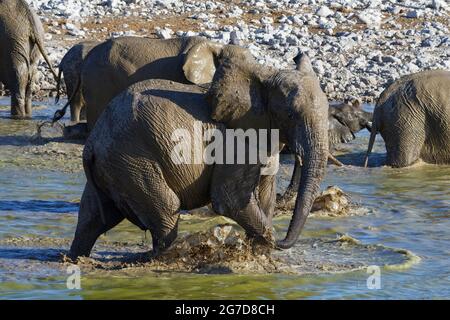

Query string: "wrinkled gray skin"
[68, 46, 329, 259]
[0, 0, 58, 118]
[56, 41, 99, 123]
[277, 54, 372, 207]
[365, 70, 450, 167]
[55, 36, 222, 131]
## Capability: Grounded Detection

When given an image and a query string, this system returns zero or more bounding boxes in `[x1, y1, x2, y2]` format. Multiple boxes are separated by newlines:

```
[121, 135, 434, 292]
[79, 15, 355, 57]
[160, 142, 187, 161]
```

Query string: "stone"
[316, 6, 334, 18]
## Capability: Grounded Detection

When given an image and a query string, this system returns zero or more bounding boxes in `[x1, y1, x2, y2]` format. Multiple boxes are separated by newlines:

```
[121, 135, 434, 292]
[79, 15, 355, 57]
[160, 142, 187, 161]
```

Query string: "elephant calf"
[55, 41, 100, 123]
[69, 46, 329, 259]
[0, 0, 58, 118]
[365, 70, 450, 167]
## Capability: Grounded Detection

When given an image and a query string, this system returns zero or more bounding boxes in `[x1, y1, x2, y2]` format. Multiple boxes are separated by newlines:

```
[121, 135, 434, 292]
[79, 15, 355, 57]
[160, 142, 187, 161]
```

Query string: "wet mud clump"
[149, 225, 279, 273]
[276, 186, 369, 217]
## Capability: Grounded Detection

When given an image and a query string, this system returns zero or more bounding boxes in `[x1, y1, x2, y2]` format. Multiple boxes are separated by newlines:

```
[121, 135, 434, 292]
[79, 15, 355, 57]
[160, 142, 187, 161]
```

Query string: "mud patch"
[0, 226, 419, 280]
[276, 186, 370, 217]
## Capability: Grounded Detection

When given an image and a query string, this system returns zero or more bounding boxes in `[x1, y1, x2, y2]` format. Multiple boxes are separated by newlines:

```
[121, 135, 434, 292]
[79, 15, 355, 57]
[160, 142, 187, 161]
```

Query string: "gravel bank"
[25, 0, 450, 102]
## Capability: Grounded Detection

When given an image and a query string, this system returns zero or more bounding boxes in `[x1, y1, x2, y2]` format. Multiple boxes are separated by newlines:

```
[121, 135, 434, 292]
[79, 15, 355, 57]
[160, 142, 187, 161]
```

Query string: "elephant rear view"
[55, 36, 223, 131]
[0, 0, 58, 118]
[56, 41, 100, 123]
[365, 70, 450, 167]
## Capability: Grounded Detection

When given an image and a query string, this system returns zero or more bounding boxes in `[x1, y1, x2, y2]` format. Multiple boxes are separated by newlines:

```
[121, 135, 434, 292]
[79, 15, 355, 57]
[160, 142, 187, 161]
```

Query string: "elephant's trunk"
[277, 124, 328, 249]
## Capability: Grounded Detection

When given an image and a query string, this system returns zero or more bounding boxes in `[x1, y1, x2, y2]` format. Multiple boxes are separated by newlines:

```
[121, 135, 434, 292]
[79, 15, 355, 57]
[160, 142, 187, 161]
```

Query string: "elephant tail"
[51, 77, 81, 123]
[25, 2, 59, 84]
[364, 125, 377, 167]
[34, 38, 59, 84]
[83, 146, 107, 225]
[55, 68, 63, 104]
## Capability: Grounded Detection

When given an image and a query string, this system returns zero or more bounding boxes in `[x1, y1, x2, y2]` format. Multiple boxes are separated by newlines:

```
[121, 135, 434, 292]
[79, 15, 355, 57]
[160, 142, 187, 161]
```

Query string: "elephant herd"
[1, 0, 449, 259]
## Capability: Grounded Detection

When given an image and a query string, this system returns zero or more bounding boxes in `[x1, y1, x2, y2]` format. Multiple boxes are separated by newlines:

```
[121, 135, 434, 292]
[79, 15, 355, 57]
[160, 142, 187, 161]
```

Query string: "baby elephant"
[55, 41, 100, 123]
[365, 70, 450, 167]
[68, 47, 329, 259]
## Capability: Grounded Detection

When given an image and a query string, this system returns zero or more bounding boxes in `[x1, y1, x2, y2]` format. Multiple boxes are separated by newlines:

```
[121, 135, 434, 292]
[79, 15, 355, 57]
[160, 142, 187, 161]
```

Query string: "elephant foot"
[10, 114, 31, 120]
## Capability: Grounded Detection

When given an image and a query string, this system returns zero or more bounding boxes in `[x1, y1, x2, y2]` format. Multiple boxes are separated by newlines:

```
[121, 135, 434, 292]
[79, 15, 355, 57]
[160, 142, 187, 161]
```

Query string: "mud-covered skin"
[70, 79, 273, 259]
[69, 36, 222, 131]
[0, 0, 58, 118]
[69, 47, 328, 258]
[277, 100, 372, 208]
[56, 41, 99, 123]
[365, 70, 450, 167]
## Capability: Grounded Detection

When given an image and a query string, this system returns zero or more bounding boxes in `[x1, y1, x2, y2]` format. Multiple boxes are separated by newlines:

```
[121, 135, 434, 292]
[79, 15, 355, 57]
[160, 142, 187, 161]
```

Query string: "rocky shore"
[26, 0, 450, 102]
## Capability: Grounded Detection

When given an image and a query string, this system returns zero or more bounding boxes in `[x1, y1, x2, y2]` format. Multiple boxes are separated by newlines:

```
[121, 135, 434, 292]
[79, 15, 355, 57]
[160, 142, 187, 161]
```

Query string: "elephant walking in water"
[0, 0, 58, 118]
[53, 36, 224, 131]
[68, 46, 329, 259]
[365, 70, 450, 167]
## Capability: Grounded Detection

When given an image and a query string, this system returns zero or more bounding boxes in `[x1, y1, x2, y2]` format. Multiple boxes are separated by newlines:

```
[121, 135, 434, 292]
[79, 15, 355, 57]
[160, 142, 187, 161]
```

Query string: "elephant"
[364, 70, 450, 167]
[55, 41, 100, 123]
[276, 99, 373, 208]
[0, 0, 58, 118]
[53, 36, 223, 131]
[68, 46, 329, 259]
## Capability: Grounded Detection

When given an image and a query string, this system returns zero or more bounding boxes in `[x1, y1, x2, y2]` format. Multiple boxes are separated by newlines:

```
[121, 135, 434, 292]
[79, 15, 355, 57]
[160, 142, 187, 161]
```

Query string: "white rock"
[357, 9, 382, 29]
[156, 27, 173, 39]
[316, 6, 333, 18]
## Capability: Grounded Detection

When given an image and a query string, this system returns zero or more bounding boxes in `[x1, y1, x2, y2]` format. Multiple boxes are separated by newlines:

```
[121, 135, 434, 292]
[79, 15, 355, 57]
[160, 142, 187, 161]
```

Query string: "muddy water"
[0, 99, 449, 299]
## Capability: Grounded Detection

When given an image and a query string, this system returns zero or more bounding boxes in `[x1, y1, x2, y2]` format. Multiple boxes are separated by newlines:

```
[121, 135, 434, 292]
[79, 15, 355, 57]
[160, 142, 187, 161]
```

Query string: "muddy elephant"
[0, 0, 58, 118]
[55, 41, 100, 123]
[277, 98, 372, 207]
[54, 36, 223, 131]
[68, 46, 329, 259]
[365, 70, 450, 167]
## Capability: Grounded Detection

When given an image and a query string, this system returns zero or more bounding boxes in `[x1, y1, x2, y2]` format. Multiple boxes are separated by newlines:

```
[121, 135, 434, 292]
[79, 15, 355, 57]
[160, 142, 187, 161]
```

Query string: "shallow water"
[0, 99, 448, 299]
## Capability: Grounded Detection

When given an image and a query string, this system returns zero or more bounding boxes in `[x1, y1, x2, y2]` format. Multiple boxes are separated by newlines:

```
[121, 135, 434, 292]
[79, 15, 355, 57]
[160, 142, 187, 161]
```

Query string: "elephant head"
[206, 46, 329, 249]
[328, 99, 373, 147]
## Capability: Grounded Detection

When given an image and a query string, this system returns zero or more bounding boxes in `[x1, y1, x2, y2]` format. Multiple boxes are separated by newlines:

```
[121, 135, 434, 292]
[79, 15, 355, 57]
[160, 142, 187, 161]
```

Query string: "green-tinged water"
[0, 99, 448, 299]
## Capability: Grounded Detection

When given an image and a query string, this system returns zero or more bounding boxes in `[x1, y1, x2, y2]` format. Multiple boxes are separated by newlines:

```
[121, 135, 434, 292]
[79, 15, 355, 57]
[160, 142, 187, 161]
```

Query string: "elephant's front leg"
[211, 164, 274, 245]
[235, 193, 274, 245]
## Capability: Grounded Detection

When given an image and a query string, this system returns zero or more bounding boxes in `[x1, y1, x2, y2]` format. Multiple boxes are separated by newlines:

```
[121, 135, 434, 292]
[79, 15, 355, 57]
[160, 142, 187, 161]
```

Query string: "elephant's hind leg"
[383, 126, 425, 168]
[125, 160, 181, 255]
[9, 63, 28, 118]
[69, 182, 124, 260]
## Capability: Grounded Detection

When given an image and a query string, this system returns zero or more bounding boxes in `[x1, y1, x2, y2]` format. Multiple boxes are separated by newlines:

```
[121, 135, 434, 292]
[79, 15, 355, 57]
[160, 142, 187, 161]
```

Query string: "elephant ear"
[207, 47, 271, 129]
[183, 42, 223, 85]
[294, 52, 314, 74]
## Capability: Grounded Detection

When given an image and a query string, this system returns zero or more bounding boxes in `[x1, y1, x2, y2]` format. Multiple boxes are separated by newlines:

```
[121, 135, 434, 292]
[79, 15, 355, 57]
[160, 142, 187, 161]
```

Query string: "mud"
[276, 185, 370, 217]
[0, 224, 419, 280]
